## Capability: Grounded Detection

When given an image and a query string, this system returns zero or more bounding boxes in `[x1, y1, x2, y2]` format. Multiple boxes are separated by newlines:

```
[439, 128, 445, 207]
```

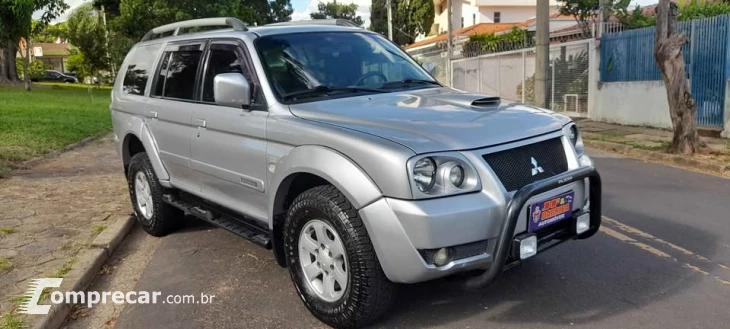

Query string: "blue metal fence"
[600, 16, 729, 128]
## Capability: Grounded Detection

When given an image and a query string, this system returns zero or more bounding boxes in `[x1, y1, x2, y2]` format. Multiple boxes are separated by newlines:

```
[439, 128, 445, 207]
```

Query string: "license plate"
[528, 191, 575, 232]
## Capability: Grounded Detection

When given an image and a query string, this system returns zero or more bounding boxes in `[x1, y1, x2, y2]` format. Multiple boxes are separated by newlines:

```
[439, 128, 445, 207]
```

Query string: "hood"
[289, 87, 567, 154]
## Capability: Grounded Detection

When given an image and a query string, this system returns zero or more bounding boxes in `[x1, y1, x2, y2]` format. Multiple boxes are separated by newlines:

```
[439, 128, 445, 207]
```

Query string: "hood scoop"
[471, 97, 501, 107]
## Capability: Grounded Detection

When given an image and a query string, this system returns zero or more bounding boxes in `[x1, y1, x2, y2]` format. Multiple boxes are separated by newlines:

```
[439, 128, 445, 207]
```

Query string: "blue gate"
[601, 16, 729, 128]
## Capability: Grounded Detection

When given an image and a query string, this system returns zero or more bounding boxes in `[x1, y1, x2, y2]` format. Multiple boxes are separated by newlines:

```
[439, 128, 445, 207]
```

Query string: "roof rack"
[141, 17, 248, 42]
[266, 19, 361, 28]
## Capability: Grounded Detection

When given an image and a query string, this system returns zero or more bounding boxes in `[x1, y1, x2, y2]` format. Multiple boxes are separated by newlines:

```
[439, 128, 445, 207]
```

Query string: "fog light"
[433, 248, 453, 266]
[519, 235, 538, 260]
[576, 212, 591, 234]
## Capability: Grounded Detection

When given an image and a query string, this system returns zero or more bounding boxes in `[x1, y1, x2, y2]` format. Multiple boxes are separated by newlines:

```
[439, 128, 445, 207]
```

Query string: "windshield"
[255, 32, 438, 102]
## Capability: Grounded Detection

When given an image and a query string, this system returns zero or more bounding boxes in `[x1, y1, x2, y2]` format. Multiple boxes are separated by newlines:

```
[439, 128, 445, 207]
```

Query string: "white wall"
[479, 6, 559, 23]
[591, 81, 673, 129]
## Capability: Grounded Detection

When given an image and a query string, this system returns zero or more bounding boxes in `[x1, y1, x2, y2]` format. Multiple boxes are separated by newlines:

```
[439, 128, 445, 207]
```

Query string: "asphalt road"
[112, 150, 730, 329]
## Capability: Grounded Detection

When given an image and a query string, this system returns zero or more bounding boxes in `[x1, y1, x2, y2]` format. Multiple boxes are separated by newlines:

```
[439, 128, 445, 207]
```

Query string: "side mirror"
[214, 73, 251, 110]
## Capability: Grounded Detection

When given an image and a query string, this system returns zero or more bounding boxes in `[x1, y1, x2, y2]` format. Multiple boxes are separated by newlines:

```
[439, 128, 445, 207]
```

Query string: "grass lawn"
[0, 83, 112, 177]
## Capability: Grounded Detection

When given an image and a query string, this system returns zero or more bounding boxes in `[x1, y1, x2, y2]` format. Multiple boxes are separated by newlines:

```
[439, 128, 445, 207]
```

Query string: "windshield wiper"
[381, 78, 441, 89]
[282, 85, 387, 101]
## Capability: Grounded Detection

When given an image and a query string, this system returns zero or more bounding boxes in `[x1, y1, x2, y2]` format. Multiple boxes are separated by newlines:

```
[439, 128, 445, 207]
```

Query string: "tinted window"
[202, 44, 245, 103]
[152, 53, 171, 97]
[163, 46, 203, 100]
[123, 44, 161, 95]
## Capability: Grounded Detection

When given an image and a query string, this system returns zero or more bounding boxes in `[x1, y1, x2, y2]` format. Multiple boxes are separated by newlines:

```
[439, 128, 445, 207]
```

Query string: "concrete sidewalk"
[573, 117, 729, 175]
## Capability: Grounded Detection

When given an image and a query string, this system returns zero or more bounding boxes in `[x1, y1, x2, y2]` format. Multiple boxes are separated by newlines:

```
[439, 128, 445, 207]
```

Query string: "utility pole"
[101, 5, 115, 75]
[534, 0, 549, 108]
[387, 0, 393, 41]
[447, 0, 453, 84]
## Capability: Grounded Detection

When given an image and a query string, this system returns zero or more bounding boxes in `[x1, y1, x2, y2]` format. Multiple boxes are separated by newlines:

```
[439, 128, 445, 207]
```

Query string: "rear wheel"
[127, 152, 182, 236]
[284, 185, 396, 328]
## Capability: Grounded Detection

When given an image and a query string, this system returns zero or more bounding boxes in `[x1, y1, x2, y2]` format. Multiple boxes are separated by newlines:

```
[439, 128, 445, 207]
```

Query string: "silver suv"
[111, 17, 601, 328]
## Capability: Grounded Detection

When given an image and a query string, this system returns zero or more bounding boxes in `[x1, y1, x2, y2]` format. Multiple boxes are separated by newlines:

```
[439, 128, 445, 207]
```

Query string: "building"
[18, 38, 73, 73]
[423, 0, 561, 41]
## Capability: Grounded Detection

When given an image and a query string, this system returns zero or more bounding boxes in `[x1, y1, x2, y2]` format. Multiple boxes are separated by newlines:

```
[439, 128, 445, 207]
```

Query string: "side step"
[162, 193, 272, 249]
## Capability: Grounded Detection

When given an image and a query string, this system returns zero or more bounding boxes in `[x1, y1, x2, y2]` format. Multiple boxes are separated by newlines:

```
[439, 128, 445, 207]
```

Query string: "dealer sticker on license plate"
[528, 191, 575, 232]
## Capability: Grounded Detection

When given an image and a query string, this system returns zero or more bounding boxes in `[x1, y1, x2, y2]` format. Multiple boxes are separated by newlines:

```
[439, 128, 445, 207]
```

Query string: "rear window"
[122, 44, 162, 95]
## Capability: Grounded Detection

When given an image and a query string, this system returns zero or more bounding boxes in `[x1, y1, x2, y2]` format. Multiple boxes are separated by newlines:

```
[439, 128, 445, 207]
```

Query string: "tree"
[66, 3, 109, 79]
[370, 0, 434, 46]
[310, 1, 363, 26]
[558, 0, 631, 37]
[654, 0, 700, 154]
[113, 0, 292, 41]
[0, 0, 68, 86]
[32, 20, 68, 42]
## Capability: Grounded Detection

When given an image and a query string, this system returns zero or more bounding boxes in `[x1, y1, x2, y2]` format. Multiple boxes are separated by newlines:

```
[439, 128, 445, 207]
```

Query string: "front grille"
[482, 137, 568, 191]
[419, 240, 488, 265]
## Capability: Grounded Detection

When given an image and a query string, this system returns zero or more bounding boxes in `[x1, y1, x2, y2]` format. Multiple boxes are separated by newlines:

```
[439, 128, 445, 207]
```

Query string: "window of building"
[473, 13, 476, 25]
[122, 44, 162, 95]
[494, 12, 501, 23]
[461, 17, 464, 28]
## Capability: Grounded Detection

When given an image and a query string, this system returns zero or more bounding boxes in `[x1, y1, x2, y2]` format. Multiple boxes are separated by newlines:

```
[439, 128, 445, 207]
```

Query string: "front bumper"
[359, 165, 601, 284]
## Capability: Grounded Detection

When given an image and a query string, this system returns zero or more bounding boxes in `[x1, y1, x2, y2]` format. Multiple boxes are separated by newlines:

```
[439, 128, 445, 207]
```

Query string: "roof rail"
[141, 17, 248, 42]
[266, 19, 361, 28]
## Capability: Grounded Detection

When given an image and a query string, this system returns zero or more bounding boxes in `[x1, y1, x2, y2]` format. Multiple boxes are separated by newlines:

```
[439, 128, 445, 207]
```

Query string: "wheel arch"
[268, 145, 383, 267]
[121, 124, 170, 182]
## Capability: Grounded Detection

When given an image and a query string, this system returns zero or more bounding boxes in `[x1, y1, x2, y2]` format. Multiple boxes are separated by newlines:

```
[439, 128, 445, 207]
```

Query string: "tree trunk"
[24, 38, 31, 91]
[654, 0, 701, 154]
[6, 40, 19, 82]
[0, 46, 7, 84]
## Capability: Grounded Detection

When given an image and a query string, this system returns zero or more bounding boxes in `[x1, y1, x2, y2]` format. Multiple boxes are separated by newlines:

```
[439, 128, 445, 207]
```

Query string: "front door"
[190, 40, 269, 223]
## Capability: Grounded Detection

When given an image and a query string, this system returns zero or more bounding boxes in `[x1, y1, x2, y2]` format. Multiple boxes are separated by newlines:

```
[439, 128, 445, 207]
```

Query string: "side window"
[202, 44, 247, 103]
[123, 44, 162, 95]
[152, 53, 171, 97]
[163, 45, 203, 100]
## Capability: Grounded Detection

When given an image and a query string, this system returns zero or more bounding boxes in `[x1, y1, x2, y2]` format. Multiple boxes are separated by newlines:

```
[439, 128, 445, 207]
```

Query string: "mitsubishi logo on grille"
[530, 157, 544, 176]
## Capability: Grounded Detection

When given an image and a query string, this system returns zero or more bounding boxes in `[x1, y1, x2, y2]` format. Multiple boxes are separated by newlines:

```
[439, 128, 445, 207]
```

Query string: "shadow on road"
[377, 217, 716, 328]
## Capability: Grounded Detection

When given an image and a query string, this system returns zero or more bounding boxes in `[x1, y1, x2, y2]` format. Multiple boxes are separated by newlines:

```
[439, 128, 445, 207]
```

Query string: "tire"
[284, 185, 396, 328]
[127, 152, 182, 237]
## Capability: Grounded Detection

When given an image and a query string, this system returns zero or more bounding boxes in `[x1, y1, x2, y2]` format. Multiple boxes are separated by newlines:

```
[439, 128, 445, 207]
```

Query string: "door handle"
[195, 118, 207, 128]
[149, 111, 158, 119]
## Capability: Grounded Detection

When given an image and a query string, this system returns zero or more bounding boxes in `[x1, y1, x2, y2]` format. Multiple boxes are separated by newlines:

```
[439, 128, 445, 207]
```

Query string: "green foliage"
[31, 20, 67, 42]
[370, 0, 434, 46]
[463, 27, 529, 56]
[66, 3, 108, 75]
[310, 2, 363, 26]
[113, 0, 292, 42]
[0, 257, 11, 271]
[617, 0, 730, 30]
[678, 0, 730, 21]
[66, 50, 91, 79]
[15, 58, 49, 79]
[0, 228, 14, 235]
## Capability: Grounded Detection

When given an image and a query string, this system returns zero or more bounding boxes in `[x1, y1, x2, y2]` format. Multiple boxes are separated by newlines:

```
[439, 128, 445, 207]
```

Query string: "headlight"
[449, 165, 465, 187]
[564, 123, 584, 157]
[413, 157, 436, 192]
[569, 125, 578, 145]
[408, 153, 481, 198]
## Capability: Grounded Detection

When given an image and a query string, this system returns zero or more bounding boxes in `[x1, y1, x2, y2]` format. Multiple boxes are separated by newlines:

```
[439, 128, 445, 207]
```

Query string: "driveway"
[69, 149, 730, 329]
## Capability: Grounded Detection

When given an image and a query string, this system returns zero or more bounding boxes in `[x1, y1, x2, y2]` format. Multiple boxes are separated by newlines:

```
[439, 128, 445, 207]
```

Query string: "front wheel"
[284, 185, 396, 328]
[127, 152, 182, 236]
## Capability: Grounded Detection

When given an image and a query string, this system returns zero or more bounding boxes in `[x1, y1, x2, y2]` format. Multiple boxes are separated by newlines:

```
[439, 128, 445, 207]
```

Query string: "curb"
[17, 132, 111, 170]
[585, 140, 730, 177]
[33, 215, 136, 329]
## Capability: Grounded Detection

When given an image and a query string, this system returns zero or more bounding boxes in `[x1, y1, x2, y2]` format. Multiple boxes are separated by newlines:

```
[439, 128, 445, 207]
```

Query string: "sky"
[38, 0, 660, 27]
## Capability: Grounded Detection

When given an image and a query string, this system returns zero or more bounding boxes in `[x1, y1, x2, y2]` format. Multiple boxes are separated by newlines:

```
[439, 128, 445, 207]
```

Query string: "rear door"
[189, 40, 269, 222]
[145, 41, 206, 191]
